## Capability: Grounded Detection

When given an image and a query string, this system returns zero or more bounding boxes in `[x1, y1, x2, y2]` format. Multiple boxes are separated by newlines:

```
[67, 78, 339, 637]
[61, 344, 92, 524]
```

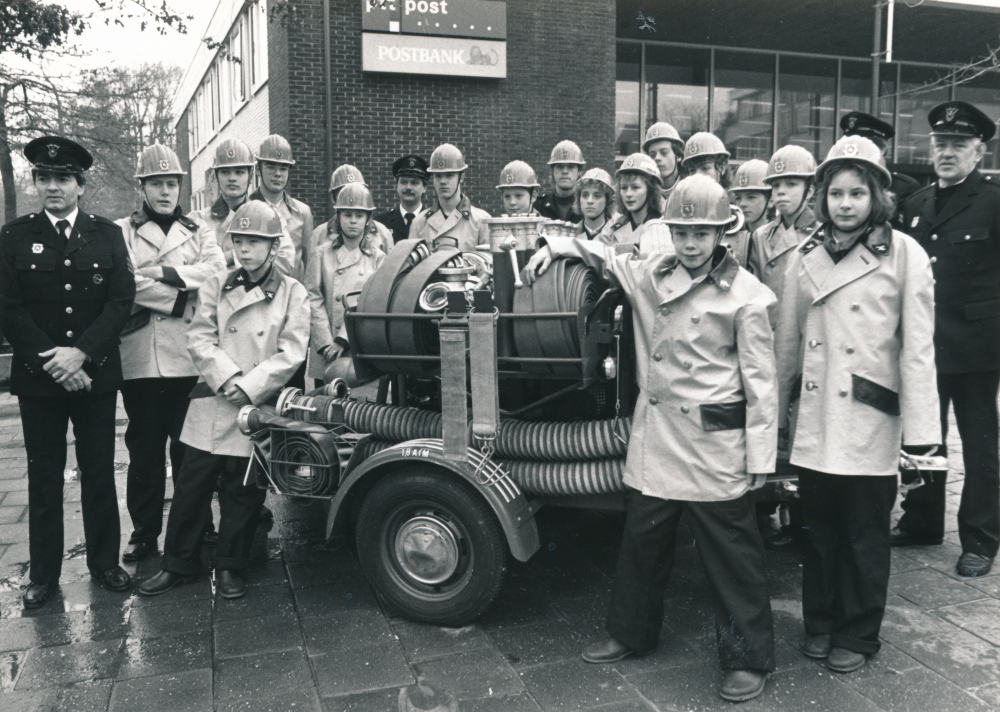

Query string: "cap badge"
[227, 148, 235, 158]
[348, 195, 355, 205]
[275, 149, 283, 158]
[848, 117, 857, 130]
[239, 217, 251, 229]
[408, 158, 416, 167]
[158, 159, 169, 170]
[506, 174, 513, 183]
[687, 143, 697, 155]
[649, 127, 659, 138]
[945, 106, 959, 123]
[437, 159, 445, 168]
[347, 173, 355, 182]
[32, 243, 43, 254]
[625, 158, 634, 167]
[561, 149, 568, 159]
[842, 143, 859, 156]
[47, 144, 59, 158]
[681, 203, 695, 218]
[739, 174, 749, 187]
[774, 160, 785, 173]
[93, 273, 103, 285]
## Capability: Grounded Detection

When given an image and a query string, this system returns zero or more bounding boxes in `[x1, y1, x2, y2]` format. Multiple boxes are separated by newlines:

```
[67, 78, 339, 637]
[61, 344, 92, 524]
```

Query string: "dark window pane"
[616, 43, 642, 157]
[713, 50, 774, 160]
[878, 62, 898, 158]
[897, 65, 955, 166]
[840, 60, 873, 118]
[778, 56, 837, 162]
[644, 45, 710, 142]
[954, 71, 1000, 173]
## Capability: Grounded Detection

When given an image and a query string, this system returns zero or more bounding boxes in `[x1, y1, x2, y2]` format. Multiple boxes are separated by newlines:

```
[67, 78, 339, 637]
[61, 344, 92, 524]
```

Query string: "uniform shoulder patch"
[177, 215, 199, 231]
[799, 237, 822, 254]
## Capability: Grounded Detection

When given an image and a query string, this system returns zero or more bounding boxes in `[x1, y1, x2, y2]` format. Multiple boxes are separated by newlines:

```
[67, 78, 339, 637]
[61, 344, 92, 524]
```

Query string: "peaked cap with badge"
[24, 136, 93, 175]
[392, 154, 429, 181]
[928, 100, 996, 141]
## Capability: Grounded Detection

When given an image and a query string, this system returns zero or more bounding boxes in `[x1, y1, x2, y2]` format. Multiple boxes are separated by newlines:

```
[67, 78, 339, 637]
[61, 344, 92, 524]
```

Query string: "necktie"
[56, 219, 70, 245]
[404, 212, 415, 227]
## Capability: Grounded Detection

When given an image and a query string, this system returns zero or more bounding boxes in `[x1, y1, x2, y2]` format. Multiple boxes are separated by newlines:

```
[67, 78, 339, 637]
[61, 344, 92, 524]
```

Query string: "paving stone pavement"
[0, 389, 996, 711]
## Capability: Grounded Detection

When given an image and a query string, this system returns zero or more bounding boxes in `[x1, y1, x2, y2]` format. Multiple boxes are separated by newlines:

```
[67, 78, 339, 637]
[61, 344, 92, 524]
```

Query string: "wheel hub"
[394, 515, 460, 585]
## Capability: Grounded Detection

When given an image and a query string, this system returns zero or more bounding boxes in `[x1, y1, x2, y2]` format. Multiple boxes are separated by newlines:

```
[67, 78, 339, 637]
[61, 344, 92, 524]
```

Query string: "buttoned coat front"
[189, 197, 296, 277]
[181, 268, 310, 456]
[899, 170, 1000, 373]
[598, 214, 674, 256]
[116, 211, 227, 379]
[409, 194, 491, 252]
[747, 208, 818, 304]
[305, 239, 385, 380]
[774, 225, 941, 476]
[545, 237, 778, 501]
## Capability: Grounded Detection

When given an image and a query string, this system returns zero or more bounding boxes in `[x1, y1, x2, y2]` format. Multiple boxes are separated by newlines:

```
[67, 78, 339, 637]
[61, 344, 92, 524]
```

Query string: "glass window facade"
[617, 40, 999, 174]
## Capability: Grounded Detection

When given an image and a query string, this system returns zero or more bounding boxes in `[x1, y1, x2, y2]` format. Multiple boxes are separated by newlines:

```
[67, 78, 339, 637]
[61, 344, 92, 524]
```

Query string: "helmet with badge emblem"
[615, 153, 662, 184]
[496, 160, 540, 190]
[427, 143, 468, 173]
[816, 135, 892, 188]
[765, 145, 817, 183]
[576, 167, 614, 191]
[547, 140, 586, 166]
[255, 134, 296, 165]
[227, 201, 283, 239]
[329, 164, 367, 193]
[681, 132, 730, 166]
[134, 143, 186, 180]
[642, 122, 684, 153]
[213, 138, 255, 170]
[731, 159, 770, 193]
[334, 183, 376, 212]
[663, 175, 737, 226]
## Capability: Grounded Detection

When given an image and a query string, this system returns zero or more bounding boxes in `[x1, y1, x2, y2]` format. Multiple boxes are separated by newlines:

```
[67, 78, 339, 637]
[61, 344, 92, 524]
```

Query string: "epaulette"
[7, 213, 36, 226]
[177, 215, 199, 231]
[130, 210, 149, 227]
[982, 174, 999, 188]
[90, 214, 118, 226]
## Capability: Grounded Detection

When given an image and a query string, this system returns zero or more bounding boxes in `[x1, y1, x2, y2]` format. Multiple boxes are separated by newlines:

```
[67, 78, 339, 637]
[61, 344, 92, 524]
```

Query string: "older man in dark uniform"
[0, 136, 136, 608]
[890, 102, 1000, 579]
[840, 111, 921, 216]
[375, 154, 428, 244]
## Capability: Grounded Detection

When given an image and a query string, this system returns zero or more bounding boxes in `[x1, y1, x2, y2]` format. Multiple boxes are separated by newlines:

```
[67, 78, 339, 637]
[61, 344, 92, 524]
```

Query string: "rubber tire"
[355, 467, 508, 626]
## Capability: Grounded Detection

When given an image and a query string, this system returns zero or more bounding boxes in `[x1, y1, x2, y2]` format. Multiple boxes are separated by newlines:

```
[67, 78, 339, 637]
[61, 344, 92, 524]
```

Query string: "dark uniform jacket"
[533, 193, 582, 223]
[0, 211, 135, 396]
[901, 170, 1000, 373]
[375, 206, 417, 244]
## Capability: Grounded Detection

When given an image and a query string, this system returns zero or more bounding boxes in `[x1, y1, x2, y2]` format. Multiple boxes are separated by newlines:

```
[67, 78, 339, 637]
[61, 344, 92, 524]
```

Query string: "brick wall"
[268, 0, 617, 225]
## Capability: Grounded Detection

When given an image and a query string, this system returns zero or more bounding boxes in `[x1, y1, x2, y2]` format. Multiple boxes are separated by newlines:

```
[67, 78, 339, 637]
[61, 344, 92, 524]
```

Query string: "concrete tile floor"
[0, 391, 996, 711]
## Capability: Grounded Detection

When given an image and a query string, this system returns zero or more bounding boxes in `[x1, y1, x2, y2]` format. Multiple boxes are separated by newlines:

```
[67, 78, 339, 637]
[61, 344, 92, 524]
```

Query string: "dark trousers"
[19, 393, 120, 583]
[799, 468, 896, 655]
[606, 489, 775, 672]
[898, 371, 1000, 557]
[161, 446, 265, 575]
[121, 376, 198, 546]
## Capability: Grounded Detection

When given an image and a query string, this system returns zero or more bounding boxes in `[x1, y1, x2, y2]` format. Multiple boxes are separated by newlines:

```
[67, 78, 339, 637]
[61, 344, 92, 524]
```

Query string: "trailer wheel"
[355, 467, 507, 626]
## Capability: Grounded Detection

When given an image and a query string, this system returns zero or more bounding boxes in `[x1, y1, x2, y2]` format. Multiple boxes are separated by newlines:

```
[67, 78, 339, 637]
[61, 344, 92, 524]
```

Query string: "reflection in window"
[955, 74, 1000, 172]
[878, 63, 897, 159]
[840, 61, 873, 121]
[777, 56, 836, 162]
[644, 45, 709, 143]
[713, 51, 774, 160]
[616, 44, 641, 157]
[896, 66, 951, 166]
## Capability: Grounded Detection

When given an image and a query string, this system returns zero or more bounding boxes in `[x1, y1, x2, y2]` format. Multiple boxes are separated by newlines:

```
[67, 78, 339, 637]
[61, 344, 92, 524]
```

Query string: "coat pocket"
[964, 298, 1000, 321]
[851, 374, 900, 416]
[700, 400, 747, 432]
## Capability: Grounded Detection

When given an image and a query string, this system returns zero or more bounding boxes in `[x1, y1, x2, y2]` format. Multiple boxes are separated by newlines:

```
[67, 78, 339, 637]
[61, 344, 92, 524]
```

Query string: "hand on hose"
[522, 246, 553, 287]
[60, 369, 92, 393]
[40, 346, 88, 384]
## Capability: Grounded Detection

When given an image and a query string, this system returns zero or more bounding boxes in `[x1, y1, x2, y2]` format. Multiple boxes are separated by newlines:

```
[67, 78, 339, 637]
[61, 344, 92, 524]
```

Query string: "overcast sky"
[61, 0, 215, 72]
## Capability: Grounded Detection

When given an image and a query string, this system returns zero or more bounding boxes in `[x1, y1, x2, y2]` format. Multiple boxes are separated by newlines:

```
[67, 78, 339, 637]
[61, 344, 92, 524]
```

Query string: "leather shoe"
[138, 570, 192, 596]
[803, 634, 832, 659]
[720, 670, 769, 702]
[23, 582, 55, 609]
[764, 529, 798, 551]
[90, 566, 131, 592]
[217, 569, 246, 599]
[581, 637, 634, 664]
[122, 541, 154, 562]
[889, 526, 942, 547]
[956, 552, 994, 578]
[827, 647, 866, 673]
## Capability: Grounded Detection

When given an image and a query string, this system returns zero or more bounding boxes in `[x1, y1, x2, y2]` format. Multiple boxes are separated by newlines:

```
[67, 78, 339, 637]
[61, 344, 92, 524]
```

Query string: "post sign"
[361, 0, 506, 78]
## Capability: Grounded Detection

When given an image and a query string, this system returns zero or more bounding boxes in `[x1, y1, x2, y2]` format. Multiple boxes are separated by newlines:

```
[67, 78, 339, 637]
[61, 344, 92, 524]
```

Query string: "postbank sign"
[361, 0, 507, 78]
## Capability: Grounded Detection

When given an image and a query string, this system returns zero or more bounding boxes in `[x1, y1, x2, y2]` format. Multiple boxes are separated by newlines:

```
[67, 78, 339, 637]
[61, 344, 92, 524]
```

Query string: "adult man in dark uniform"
[840, 111, 920, 219]
[0, 136, 136, 608]
[376, 154, 428, 244]
[890, 101, 1000, 579]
